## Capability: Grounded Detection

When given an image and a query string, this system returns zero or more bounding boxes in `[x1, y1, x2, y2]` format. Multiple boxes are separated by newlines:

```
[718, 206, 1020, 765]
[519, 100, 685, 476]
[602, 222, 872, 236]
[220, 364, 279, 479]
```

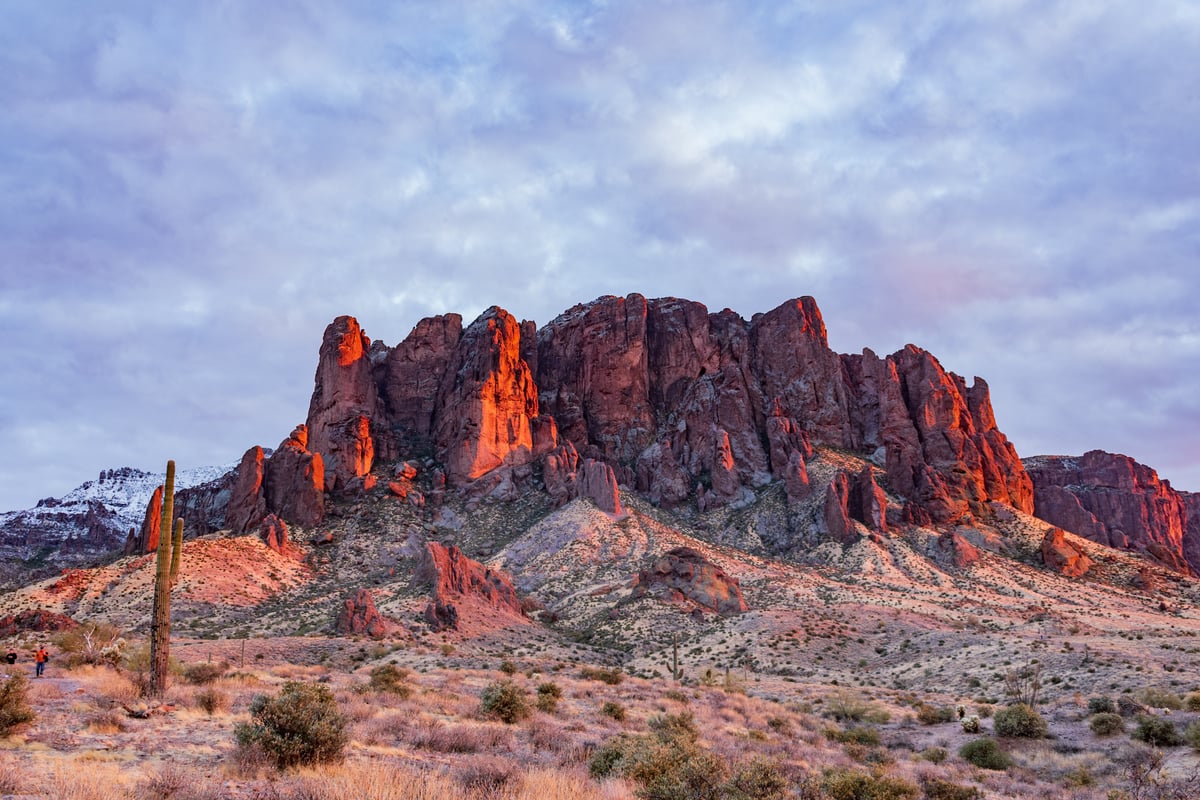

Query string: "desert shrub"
[922, 777, 982, 800]
[1138, 687, 1184, 710]
[817, 767, 919, 800]
[975, 704, 993, 719]
[959, 737, 1011, 770]
[479, 679, 531, 724]
[1089, 712, 1124, 736]
[826, 726, 881, 746]
[589, 736, 633, 778]
[0, 674, 35, 734]
[1117, 695, 1147, 717]
[52, 621, 126, 668]
[580, 666, 623, 685]
[961, 716, 981, 734]
[1186, 720, 1200, 751]
[182, 661, 228, 685]
[648, 710, 699, 743]
[826, 690, 889, 724]
[601, 701, 626, 721]
[919, 747, 948, 764]
[234, 681, 348, 768]
[368, 664, 412, 697]
[195, 687, 229, 715]
[1087, 695, 1116, 714]
[85, 708, 128, 733]
[1131, 715, 1183, 747]
[915, 703, 955, 725]
[725, 758, 790, 800]
[993, 703, 1047, 739]
[499, 659, 518, 675]
[536, 682, 561, 713]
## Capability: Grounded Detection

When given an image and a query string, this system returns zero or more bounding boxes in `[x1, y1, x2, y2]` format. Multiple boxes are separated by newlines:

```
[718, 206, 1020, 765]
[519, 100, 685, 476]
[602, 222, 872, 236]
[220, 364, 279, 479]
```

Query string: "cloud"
[1, 0, 1198, 508]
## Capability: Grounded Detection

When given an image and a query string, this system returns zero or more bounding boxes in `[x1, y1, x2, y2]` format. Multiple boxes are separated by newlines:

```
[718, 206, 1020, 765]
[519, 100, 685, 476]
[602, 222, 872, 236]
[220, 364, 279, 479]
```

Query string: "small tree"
[0, 674, 35, 734]
[1002, 661, 1043, 706]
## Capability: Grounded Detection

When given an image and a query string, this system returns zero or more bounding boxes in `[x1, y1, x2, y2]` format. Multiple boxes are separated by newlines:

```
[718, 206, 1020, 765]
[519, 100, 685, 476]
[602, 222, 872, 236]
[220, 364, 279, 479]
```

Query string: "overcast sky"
[2, 1, 1198, 511]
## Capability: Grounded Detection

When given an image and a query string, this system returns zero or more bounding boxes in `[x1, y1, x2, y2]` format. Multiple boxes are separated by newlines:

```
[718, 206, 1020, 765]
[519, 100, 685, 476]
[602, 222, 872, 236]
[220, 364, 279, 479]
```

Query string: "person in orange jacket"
[33, 645, 48, 678]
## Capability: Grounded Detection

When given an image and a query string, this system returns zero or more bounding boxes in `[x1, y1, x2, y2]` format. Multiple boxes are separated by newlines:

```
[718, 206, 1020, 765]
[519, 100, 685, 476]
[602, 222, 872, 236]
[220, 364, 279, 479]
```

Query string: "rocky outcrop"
[822, 471, 856, 544]
[128, 485, 164, 555]
[261, 294, 1031, 527]
[335, 589, 390, 638]
[306, 316, 379, 491]
[631, 547, 747, 614]
[258, 514, 291, 555]
[415, 542, 524, 631]
[226, 446, 268, 534]
[1040, 527, 1093, 577]
[936, 531, 982, 569]
[0, 609, 77, 637]
[1026, 451, 1198, 575]
[263, 426, 325, 528]
[432, 307, 539, 486]
[173, 471, 233, 536]
[848, 467, 888, 532]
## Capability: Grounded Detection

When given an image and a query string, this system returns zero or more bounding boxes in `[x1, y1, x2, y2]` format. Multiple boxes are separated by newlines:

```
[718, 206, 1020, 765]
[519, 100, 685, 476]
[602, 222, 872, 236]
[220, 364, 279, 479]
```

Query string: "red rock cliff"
[1025, 450, 1198, 575]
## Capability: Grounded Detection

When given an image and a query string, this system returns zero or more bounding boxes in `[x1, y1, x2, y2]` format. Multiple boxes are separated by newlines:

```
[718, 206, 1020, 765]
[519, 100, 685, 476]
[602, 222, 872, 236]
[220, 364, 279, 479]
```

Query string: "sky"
[1, 1, 1198, 511]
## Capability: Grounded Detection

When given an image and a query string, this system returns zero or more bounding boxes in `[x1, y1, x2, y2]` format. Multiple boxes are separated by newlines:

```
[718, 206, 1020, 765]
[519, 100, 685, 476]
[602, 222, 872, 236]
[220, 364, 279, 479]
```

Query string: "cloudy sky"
[1, 1, 1197, 511]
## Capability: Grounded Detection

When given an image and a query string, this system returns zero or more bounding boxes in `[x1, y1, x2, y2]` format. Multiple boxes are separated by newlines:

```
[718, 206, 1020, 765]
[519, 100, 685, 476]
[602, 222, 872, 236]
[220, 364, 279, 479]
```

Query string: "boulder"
[335, 588, 390, 638]
[631, 547, 747, 614]
[259, 514, 291, 555]
[1040, 527, 1093, 577]
[822, 471, 856, 544]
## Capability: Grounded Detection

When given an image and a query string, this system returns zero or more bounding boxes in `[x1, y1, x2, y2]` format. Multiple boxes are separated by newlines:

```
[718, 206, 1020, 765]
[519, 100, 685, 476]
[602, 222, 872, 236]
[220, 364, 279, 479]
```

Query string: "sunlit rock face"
[432, 306, 539, 486]
[306, 316, 380, 491]
[1026, 450, 1199, 575]
[1040, 527, 1093, 577]
[631, 546, 748, 615]
[261, 294, 1034, 528]
[262, 426, 325, 528]
[415, 542, 525, 631]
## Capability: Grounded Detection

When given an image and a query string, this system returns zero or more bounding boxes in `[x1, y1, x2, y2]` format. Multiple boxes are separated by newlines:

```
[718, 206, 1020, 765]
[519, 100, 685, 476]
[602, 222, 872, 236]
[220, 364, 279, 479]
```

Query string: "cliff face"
[278, 294, 1031, 531]
[1025, 450, 1199, 575]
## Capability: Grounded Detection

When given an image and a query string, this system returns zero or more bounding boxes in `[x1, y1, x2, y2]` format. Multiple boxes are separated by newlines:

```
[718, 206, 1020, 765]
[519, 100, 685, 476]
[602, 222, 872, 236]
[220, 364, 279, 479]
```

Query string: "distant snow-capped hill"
[0, 460, 239, 590]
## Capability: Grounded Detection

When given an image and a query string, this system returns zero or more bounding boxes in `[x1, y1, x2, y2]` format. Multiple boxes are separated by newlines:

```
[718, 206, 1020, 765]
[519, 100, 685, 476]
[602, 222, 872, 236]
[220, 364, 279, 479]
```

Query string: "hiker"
[33, 645, 48, 678]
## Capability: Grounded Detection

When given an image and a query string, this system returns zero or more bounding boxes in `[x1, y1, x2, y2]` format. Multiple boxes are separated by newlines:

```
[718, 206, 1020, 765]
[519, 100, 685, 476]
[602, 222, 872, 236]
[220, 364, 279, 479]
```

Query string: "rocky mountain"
[1024, 450, 1200, 576]
[0, 463, 235, 588]
[225, 294, 1034, 549]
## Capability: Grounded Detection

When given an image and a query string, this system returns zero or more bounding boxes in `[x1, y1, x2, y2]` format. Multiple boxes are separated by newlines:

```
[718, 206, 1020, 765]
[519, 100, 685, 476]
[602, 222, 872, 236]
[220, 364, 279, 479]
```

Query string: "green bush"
[1132, 715, 1184, 747]
[234, 681, 348, 769]
[499, 659, 518, 675]
[922, 777, 982, 800]
[1089, 712, 1124, 736]
[818, 768, 919, 800]
[1087, 696, 1116, 714]
[993, 704, 1047, 739]
[536, 682, 561, 713]
[958, 737, 1011, 770]
[1185, 693, 1200, 712]
[368, 664, 412, 697]
[601, 701, 626, 721]
[961, 717, 981, 734]
[479, 679, 531, 724]
[0, 675, 35, 734]
[919, 747, 947, 764]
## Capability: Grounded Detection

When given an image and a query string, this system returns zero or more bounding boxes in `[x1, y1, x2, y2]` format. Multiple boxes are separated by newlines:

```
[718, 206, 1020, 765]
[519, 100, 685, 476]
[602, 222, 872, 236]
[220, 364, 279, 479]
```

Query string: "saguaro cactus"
[149, 460, 182, 696]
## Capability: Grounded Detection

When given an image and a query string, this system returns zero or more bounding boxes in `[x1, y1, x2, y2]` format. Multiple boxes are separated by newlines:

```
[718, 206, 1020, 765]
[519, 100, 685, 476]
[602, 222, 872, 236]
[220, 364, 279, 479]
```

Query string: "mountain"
[0, 462, 235, 589]
[1024, 450, 1200, 576]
